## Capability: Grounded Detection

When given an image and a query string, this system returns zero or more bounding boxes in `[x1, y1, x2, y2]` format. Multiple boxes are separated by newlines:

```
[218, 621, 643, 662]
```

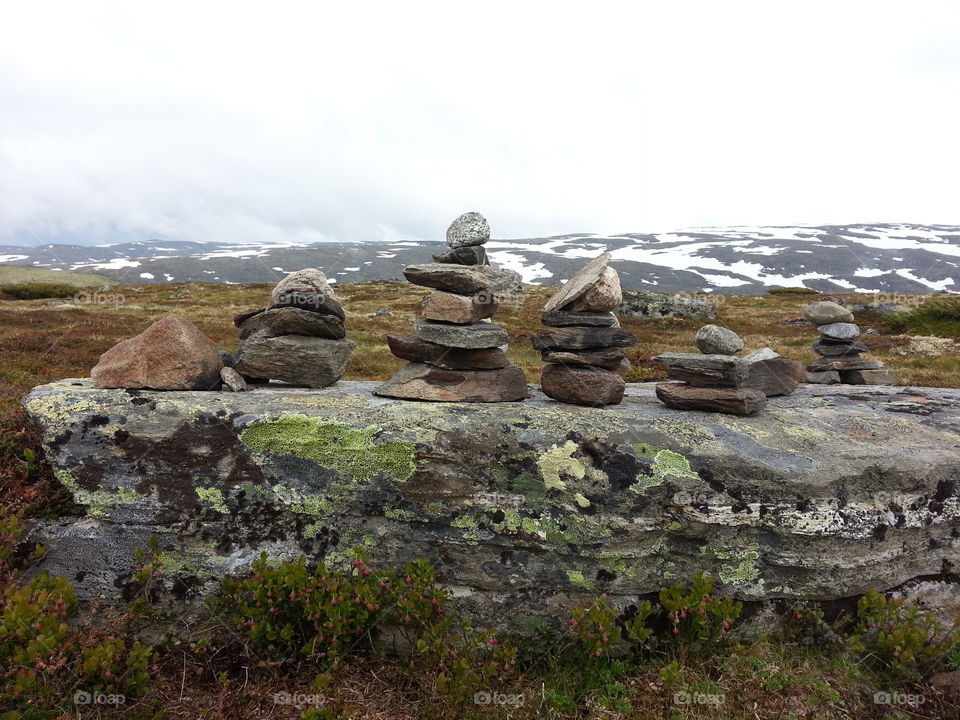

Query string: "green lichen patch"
[55, 470, 144, 517]
[240, 414, 416, 484]
[629, 448, 698, 494]
[537, 441, 586, 490]
[195, 487, 228, 513]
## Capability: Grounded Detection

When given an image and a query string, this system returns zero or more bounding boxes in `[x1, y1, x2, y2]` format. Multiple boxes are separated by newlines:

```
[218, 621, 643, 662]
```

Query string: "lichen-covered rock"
[21, 380, 960, 632]
[413, 319, 508, 349]
[695, 325, 744, 356]
[90, 315, 222, 390]
[617, 291, 716, 320]
[231, 336, 355, 387]
[446, 212, 490, 248]
[804, 301, 854, 325]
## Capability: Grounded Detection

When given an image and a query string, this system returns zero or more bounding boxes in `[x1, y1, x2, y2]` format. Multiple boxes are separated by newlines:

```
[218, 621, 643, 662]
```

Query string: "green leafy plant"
[848, 589, 960, 680]
[78, 636, 155, 696]
[658, 571, 742, 649]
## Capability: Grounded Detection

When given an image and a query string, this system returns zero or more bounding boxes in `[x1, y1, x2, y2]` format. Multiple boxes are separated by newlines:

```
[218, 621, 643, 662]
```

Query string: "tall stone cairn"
[652, 324, 805, 415]
[532, 253, 636, 406]
[375, 212, 530, 402]
[227, 269, 356, 388]
[803, 300, 897, 385]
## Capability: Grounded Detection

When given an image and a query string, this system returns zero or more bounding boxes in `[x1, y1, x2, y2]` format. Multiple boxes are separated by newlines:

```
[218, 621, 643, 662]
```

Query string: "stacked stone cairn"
[653, 325, 805, 415]
[375, 212, 530, 402]
[227, 269, 356, 388]
[803, 301, 897, 385]
[531, 253, 637, 406]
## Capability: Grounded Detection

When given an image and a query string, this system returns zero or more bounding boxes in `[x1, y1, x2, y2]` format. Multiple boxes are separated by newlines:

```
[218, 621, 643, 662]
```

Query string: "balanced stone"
[233, 307, 266, 326]
[414, 319, 508, 349]
[541, 310, 619, 328]
[652, 352, 747, 388]
[841, 369, 898, 385]
[432, 246, 489, 266]
[805, 370, 841, 384]
[269, 294, 345, 321]
[543, 253, 610, 313]
[804, 301, 854, 325]
[567, 266, 623, 312]
[271, 268, 332, 303]
[540, 348, 627, 371]
[420, 291, 498, 324]
[740, 350, 805, 397]
[403, 264, 521, 299]
[808, 358, 884, 372]
[540, 364, 625, 407]
[818, 323, 861, 341]
[655, 383, 766, 416]
[374, 363, 529, 402]
[446, 212, 490, 248]
[238, 307, 346, 340]
[91, 315, 223, 391]
[694, 325, 744, 355]
[531, 326, 637, 352]
[812, 339, 869, 357]
[386, 335, 509, 370]
[231, 336, 355, 388]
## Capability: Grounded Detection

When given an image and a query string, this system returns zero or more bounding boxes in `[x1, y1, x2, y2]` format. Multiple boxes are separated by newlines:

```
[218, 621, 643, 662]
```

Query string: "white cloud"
[1, 0, 959, 246]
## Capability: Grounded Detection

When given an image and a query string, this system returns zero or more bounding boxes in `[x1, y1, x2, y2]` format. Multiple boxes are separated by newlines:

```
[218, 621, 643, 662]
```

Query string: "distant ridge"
[1, 223, 957, 295]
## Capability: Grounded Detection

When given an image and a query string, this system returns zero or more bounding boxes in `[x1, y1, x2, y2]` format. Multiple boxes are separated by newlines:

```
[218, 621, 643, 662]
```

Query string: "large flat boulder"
[21, 380, 960, 631]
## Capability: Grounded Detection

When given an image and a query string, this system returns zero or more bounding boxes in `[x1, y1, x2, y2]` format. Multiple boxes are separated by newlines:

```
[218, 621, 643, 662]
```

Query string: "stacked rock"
[228, 269, 356, 387]
[803, 301, 897, 385]
[531, 253, 637, 406]
[375, 213, 530, 402]
[653, 324, 805, 415]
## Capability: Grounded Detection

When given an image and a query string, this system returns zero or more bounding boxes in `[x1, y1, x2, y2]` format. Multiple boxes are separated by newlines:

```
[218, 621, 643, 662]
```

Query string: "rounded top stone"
[694, 324, 744, 355]
[446, 212, 490, 248]
[272, 268, 335, 304]
[804, 300, 854, 325]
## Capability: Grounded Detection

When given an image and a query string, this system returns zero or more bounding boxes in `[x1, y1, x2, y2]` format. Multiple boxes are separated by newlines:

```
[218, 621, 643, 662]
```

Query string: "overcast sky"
[1, 1, 958, 247]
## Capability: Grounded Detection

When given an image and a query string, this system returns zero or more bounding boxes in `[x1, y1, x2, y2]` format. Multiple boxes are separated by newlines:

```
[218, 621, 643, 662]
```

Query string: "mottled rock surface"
[540, 364, 625, 406]
[543, 253, 610, 313]
[238, 307, 346, 340]
[445, 212, 490, 248]
[374, 363, 529, 402]
[231, 336, 355, 388]
[695, 325, 744, 356]
[413, 319, 508, 349]
[804, 301, 854, 325]
[386, 335, 509, 370]
[420, 291, 498, 324]
[655, 383, 767, 415]
[22, 380, 960, 630]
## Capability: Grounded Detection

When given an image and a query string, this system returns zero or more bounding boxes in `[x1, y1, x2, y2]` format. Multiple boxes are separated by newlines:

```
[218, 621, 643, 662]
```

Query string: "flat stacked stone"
[803, 301, 897, 385]
[533, 253, 635, 406]
[376, 213, 529, 402]
[653, 325, 804, 415]
[228, 269, 355, 388]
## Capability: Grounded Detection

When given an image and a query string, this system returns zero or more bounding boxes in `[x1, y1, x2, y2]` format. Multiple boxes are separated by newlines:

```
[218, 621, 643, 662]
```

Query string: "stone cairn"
[531, 253, 637, 406]
[375, 212, 530, 402]
[803, 301, 897, 385]
[653, 325, 805, 415]
[228, 269, 356, 388]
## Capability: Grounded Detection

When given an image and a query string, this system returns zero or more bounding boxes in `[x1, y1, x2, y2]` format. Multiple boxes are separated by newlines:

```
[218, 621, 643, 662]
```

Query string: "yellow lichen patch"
[537, 440, 585, 490]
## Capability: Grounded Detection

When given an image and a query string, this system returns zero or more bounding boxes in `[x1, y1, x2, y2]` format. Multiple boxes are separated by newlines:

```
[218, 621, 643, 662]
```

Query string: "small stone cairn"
[228, 269, 356, 388]
[803, 301, 897, 385]
[653, 325, 805, 415]
[375, 212, 529, 402]
[531, 253, 637, 406]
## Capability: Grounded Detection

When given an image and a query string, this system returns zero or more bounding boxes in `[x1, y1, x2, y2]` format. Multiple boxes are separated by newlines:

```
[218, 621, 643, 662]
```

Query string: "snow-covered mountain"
[1, 223, 957, 294]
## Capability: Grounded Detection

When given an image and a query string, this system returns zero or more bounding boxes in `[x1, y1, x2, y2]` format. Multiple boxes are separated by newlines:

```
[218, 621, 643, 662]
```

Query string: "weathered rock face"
[21, 380, 960, 630]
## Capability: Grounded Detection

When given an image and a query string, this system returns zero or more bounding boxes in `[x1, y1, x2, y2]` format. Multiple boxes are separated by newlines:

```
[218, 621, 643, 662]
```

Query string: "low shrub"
[0, 283, 81, 301]
[886, 295, 960, 337]
[768, 286, 820, 295]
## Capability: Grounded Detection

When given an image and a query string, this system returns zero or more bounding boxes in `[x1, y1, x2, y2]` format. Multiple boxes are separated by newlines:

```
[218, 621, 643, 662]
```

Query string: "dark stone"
[655, 383, 766, 415]
[540, 348, 627, 371]
[540, 364, 625, 406]
[403, 264, 521, 299]
[812, 340, 869, 357]
[432, 246, 489, 266]
[386, 334, 509, 370]
[413, 319, 509, 349]
[840, 369, 898, 385]
[653, 353, 746, 388]
[233, 307, 266, 326]
[531, 327, 637, 351]
[238, 307, 346, 340]
[232, 336, 355, 388]
[741, 354, 806, 397]
[808, 359, 884, 372]
[541, 311, 619, 328]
